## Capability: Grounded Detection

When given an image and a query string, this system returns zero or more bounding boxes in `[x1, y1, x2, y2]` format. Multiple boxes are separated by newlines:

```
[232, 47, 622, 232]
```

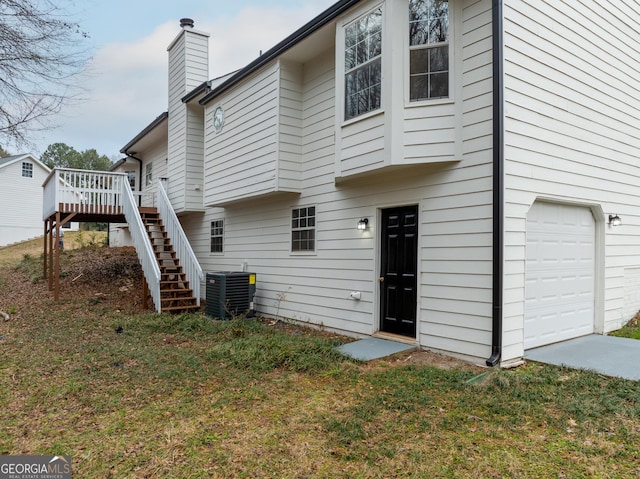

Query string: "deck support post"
[47, 218, 54, 291]
[54, 212, 61, 301]
[43, 221, 48, 283]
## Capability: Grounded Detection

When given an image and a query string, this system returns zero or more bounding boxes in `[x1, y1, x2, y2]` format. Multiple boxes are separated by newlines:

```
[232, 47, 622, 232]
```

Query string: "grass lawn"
[0, 240, 639, 478]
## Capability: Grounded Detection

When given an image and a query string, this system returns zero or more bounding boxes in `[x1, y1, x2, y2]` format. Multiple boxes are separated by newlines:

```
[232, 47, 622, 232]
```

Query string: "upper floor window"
[409, 0, 449, 101]
[21, 162, 33, 178]
[145, 163, 153, 186]
[292, 206, 315, 252]
[210, 219, 224, 253]
[344, 7, 383, 121]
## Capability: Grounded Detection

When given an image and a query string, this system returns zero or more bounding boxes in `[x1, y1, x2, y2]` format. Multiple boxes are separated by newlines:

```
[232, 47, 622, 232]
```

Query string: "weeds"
[2, 243, 640, 478]
[14, 253, 43, 283]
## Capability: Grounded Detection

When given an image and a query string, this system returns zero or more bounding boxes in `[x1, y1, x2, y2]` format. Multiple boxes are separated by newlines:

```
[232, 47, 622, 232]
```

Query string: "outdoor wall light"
[609, 214, 622, 227]
[357, 218, 369, 231]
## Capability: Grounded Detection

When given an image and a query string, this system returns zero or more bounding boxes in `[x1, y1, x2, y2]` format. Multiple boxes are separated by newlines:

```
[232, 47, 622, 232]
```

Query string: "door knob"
[379, 277, 384, 282]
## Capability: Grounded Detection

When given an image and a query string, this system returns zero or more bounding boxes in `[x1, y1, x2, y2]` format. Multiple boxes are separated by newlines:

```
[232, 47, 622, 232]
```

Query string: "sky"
[26, 0, 337, 159]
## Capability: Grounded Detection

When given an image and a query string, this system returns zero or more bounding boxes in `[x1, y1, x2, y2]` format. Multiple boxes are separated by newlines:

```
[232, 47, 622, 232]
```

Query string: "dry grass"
[1, 240, 639, 478]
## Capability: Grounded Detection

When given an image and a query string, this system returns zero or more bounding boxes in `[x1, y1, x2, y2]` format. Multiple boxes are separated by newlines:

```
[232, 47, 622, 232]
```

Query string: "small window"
[292, 207, 316, 252]
[126, 170, 136, 189]
[22, 162, 33, 178]
[344, 7, 383, 121]
[210, 219, 224, 253]
[409, 0, 449, 101]
[145, 163, 153, 186]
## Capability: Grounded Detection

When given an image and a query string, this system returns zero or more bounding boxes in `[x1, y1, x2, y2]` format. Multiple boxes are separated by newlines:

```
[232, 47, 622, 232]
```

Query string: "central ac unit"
[205, 272, 257, 319]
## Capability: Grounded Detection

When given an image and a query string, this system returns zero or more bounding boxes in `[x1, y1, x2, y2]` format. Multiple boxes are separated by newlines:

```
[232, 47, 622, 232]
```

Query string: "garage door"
[524, 202, 595, 349]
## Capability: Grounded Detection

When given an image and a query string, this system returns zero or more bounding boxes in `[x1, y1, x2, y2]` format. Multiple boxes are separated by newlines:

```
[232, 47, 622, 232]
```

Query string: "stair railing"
[156, 179, 203, 305]
[121, 179, 162, 312]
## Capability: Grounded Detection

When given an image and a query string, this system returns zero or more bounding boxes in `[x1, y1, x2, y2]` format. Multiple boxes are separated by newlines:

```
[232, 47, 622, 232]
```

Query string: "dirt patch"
[383, 349, 486, 370]
[0, 245, 145, 319]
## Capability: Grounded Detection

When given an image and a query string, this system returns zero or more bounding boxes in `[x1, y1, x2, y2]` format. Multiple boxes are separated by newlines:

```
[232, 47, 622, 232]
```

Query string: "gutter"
[486, 0, 504, 367]
[199, 0, 362, 106]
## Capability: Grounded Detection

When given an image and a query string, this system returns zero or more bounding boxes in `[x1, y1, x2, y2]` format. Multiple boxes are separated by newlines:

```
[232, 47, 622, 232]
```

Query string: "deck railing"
[43, 168, 127, 220]
[157, 180, 203, 305]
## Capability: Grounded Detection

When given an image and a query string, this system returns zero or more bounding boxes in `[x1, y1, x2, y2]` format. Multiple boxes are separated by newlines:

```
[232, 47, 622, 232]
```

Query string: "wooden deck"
[42, 168, 202, 313]
[42, 169, 131, 301]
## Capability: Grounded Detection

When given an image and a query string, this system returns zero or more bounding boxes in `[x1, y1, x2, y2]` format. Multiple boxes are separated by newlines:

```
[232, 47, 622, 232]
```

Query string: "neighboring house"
[115, 0, 640, 366]
[0, 154, 78, 247]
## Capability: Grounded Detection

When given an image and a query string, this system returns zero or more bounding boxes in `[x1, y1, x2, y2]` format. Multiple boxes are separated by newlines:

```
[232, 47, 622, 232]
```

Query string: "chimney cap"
[180, 18, 194, 28]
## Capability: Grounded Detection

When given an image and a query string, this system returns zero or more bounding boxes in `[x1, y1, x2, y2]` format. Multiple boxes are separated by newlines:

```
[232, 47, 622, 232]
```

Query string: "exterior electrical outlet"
[206, 272, 257, 319]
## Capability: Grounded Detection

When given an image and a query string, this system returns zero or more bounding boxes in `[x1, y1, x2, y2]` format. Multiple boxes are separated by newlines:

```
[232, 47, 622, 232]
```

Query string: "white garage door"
[524, 202, 595, 349]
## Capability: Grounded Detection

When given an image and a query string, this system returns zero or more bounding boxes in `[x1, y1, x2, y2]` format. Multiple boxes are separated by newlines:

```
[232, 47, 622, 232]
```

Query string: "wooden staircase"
[139, 207, 200, 313]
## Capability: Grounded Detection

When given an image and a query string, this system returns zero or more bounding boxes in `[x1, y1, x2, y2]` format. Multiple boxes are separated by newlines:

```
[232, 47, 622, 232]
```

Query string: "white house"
[0, 154, 54, 247]
[113, 0, 640, 366]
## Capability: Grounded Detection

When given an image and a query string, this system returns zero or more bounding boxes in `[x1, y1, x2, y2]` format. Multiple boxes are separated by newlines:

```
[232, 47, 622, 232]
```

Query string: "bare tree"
[0, 0, 90, 148]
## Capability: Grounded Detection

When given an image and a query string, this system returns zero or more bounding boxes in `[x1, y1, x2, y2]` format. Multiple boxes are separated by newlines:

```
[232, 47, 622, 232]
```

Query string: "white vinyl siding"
[204, 59, 303, 206]
[140, 143, 168, 208]
[0, 157, 49, 246]
[188, 0, 495, 362]
[502, 0, 640, 361]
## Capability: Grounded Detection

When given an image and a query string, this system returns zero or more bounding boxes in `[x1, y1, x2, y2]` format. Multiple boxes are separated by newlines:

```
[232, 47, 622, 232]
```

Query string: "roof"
[120, 111, 168, 154]
[0, 154, 50, 173]
[181, 70, 241, 104]
[198, 0, 361, 105]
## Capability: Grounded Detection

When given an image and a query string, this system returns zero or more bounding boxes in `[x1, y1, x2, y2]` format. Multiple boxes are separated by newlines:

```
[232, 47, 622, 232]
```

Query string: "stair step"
[160, 288, 193, 296]
[161, 299, 196, 306]
[161, 304, 201, 313]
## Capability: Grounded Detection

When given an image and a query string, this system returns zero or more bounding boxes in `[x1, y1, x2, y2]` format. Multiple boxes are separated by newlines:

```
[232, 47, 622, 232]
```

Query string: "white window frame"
[145, 163, 153, 187]
[291, 206, 316, 254]
[407, 0, 452, 104]
[337, 3, 386, 125]
[21, 162, 33, 178]
[210, 219, 224, 254]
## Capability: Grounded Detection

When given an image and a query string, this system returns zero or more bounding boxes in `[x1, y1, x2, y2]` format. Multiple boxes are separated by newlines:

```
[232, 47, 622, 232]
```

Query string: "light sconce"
[357, 218, 369, 231]
[609, 214, 622, 227]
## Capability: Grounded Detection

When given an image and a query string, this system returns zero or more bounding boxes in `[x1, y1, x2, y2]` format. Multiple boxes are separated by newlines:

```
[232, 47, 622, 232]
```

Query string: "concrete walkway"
[525, 335, 640, 381]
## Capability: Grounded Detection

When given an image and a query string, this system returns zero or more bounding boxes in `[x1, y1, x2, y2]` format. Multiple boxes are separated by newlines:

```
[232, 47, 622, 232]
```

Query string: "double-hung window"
[409, 0, 449, 101]
[344, 7, 383, 121]
[210, 220, 224, 253]
[291, 207, 315, 252]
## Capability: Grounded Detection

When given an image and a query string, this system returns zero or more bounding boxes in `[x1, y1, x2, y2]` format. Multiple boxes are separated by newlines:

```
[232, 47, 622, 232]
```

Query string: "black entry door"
[380, 206, 418, 337]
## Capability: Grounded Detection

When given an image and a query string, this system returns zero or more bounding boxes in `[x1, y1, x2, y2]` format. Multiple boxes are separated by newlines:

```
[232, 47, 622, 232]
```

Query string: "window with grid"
[145, 163, 153, 186]
[21, 162, 33, 178]
[210, 219, 224, 253]
[344, 7, 383, 121]
[409, 0, 449, 101]
[291, 207, 316, 252]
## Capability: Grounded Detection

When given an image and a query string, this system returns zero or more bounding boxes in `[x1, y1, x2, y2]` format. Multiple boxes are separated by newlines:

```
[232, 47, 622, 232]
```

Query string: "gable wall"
[502, 0, 640, 361]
